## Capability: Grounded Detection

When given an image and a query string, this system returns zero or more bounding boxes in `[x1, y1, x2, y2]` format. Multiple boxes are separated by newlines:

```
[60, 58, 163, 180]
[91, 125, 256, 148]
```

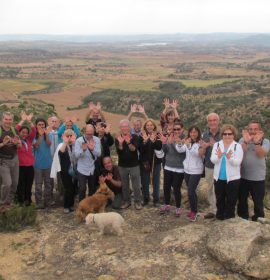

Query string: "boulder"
[207, 217, 270, 279]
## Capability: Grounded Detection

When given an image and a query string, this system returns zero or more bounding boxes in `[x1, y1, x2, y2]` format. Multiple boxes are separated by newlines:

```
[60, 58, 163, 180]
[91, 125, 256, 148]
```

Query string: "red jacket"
[16, 124, 36, 166]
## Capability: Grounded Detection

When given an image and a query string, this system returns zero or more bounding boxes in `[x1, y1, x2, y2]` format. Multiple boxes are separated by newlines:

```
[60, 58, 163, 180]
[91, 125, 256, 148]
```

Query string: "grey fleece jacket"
[163, 142, 186, 169]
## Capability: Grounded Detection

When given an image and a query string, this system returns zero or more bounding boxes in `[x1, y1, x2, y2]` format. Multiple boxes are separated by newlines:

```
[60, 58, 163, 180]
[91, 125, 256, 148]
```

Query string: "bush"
[0, 204, 37, 231]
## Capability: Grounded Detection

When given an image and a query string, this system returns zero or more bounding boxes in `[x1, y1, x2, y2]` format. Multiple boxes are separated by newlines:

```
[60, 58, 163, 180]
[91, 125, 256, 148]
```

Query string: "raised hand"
[242, 129, 252, 143]
[96, 102, 101, 111]
[106, 173, 113, 181]
[149, 132, 156, 142]
[12, 135, 21, 145]
[62, 134, 69, 144]
[26, 113, 33, 122]
[105, 124, 111, 134]
[171, 99, 179, 109]
[88, 139, 95, 151]
[226, 149, 233, 159]
[88, 102, 95, 111]
[20, 111, 27, 121]
[215, 147, 223, 159]
[163, 98, 170, 108]
[82, 142, 88, 151]
[38, 128, 45, 136]
[123, 134, 131, 144]
[45, 126, 52, 135]
[253, 130, 264, 144]
[2, 135, 11, 145]
[117, 135, 124, 145]
[158, 132, 167, 144]
[141, 131, 149, 143]
[71, 134, 76, 144]
[199, 140, 209, 149]
[137, 104, 145, 113]
[209, 137, 216, 147]
[99, 175, 106, 183]
[130, 104, 137, 113]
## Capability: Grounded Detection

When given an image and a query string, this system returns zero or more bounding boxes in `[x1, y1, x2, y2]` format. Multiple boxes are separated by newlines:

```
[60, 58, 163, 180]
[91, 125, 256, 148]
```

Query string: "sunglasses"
[222, 133, 233, 136]
[174, 128, 182, 131]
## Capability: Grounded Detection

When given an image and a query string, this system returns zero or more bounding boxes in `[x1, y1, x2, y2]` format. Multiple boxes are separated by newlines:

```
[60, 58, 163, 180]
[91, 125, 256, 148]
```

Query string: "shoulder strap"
[82, 136, 95, 160]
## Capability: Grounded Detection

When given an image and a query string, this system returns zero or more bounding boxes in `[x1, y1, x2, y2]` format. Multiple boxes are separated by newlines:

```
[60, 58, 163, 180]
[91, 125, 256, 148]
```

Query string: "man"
[0, 111, 22, 207]
[100, 157, 122, 209]
[127, 104, 148, 136]
[238, 121, 270, 221]
[200, 113, 221, 219]
[75, 124, 101, 201]
[115, 119, 142, 210]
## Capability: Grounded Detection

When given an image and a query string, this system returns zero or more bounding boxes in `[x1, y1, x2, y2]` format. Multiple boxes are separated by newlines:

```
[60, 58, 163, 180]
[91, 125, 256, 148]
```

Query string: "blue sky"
[0, 0, 270, 35]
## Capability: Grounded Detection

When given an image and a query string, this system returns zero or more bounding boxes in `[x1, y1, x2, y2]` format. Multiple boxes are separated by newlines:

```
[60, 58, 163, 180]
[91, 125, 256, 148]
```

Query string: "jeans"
[140, 163, 161, 203]
[118, 166, 142, 204]
[77, 172, 96, 201]
[184, 173, 201, 213]
[237, 179, 265, 221]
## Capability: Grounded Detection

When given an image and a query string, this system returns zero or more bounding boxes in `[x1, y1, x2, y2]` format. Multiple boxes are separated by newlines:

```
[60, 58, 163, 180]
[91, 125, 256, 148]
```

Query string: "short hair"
[248, 120, 261, 130]
[206, 113, 220, 122]
[220, 124, 238, 138]
[119, 119, 130, 128]
[63, 129, 75, 137]
[173, 120, 184, 128]
[18, 125, 30, 134]
[143, 119, 157, 132]
[2, 111, 13, 120]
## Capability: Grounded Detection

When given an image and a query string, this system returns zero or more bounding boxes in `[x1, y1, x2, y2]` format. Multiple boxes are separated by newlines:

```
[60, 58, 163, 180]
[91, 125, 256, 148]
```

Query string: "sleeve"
[262, 139, 270, 154]
[75, 138, 85, 159]
[72, 124, 81, 138]
[175, 143, 186, 153]
[210, 142, 220, 164]
[58, 123, 66, 138]
[154, 139, 162, 150]
[29, 126, 37, 141]
[227, 143, 243, 167]
[106, 133, 114, 147]
[92, 137, 101, 158]
[131, 135, 139, 149]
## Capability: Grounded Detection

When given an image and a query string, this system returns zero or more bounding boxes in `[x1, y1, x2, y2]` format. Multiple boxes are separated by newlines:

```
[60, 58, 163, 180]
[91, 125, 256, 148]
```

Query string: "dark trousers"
[184, 173, 201, 213]
[77, 172, 96, 201]
[60, 171, 76, 209]
[214, 179, 240, 220]
[163, 169, 184, 208]
[237, 179, 265, 221]
[17, 166, 34, 204]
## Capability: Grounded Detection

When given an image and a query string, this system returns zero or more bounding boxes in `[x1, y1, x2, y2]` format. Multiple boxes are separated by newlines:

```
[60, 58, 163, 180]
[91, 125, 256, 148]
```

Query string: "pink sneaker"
[160, 205, 171, 214]
[189, 212, 197, 222]
[186, 211, 193, 218]
[175, 208, 182, 217]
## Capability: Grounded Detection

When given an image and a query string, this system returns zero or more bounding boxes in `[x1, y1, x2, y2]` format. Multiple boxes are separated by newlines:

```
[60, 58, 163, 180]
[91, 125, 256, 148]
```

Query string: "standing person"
[99, 156, 122, 209]
[178, 126, 204, 221]
[16, 112, 36, 206]
[57, 129, 77, 213]
[211, 124, 243, 220]
[160, 98, 180, 135]
[127, 104, 148, 137]
[85, 102, 105, 130]
[33, 118, 53, 209]
[58, 117, 80, 143]
[75, 124, 101, 201]
[238, 121, 270, 221]
[115, 119, 142, 210]
[0, 112, 21, 208]
[159, 121, 186, 217]
[140, 119, 163, 207]
[200, 113, 221, 219]
[96, 122, 114, 158]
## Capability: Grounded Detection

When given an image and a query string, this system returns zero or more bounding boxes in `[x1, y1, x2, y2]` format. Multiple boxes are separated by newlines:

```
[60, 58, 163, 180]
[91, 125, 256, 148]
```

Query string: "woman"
[176, 126, 204, 221]
[16, 112, 36, 206]
[33, 118, 52, 209]
[58, 129, 77, 213]
[159, 121, 186, 216]
[140, 119, 163, 206]
[58, 117, 80, 143]
[210, 124, 243, 220]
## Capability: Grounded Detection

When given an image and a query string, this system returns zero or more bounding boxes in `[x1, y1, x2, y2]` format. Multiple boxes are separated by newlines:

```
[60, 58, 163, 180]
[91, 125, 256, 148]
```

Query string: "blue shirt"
[219, 149, 227, 180]
[33, 136, 52, 170]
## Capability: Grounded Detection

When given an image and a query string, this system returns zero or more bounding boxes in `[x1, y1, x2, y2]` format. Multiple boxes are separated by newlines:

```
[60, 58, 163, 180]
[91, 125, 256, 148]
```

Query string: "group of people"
[0, 99, 269, 222]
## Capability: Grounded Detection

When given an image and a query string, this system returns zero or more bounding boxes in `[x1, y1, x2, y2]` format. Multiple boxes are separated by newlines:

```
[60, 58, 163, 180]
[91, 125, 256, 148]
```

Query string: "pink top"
[16, 124, 36, 166]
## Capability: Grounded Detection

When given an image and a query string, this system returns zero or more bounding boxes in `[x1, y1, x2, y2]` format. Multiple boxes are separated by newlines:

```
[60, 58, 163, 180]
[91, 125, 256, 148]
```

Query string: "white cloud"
[0, 0, 270, 34]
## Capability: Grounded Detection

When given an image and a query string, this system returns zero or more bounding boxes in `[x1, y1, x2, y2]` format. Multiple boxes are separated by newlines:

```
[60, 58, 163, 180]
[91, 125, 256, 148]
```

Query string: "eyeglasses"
[174, 128, 181, 131]
[222, 133, 233, 136]
[66, 135, 73, 138]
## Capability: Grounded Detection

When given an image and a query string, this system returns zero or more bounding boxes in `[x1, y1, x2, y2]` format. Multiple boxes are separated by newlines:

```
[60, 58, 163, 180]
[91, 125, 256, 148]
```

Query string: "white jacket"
[50, 143, 63, 179]
[176, 143, 204, 174]
[210, 140, 243, 182]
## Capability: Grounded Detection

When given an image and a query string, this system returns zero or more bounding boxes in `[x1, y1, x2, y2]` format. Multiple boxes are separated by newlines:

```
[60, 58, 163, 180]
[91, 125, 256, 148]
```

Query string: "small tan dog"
[76, 182, 115, 222]
[85, 212, 125, 236]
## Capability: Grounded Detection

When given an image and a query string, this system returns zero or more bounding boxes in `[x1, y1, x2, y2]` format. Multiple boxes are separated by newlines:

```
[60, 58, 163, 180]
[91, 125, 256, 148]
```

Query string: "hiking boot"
[135, 203, 142, 210]
[188, 212, 197, 222]
[160, 205, 171, 214]
[175, 208, 182, 217]
[64, 208, 70, 214]
[204, 212, 215, 219]
[120, 202, 131, 209]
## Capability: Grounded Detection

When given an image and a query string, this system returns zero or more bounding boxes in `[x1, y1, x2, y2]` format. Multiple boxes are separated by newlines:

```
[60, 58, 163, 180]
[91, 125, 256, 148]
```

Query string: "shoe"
[186, 211, 193, 218]
[189, 212, 197, 222]
[135, 203, 142, 210]
[160, 205, 171, 214]
[120, 202, 131, 209]
[204, 212, 215, 219]
[153, 202, 160, 208]
[64, 208, 70, 214]
[175, 208, 182, 217]
[142, 200, 149, 206]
